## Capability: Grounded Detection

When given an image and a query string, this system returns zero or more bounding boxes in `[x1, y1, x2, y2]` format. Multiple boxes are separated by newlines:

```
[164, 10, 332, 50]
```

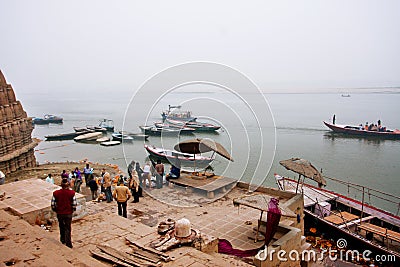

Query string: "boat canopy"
[174, 138, 234, 162]
[279, 158, 326, 186]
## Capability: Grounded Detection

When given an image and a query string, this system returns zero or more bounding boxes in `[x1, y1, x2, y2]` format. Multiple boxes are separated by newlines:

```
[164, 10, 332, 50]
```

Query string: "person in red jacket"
[51, 178, 77, 248]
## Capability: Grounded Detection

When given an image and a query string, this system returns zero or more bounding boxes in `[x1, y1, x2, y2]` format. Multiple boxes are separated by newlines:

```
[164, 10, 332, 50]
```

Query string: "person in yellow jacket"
[102, 168, 113, 203]
[112, 180, 131, 218]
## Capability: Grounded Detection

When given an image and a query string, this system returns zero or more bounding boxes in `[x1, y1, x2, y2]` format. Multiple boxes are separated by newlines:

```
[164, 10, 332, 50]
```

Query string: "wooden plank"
[233, 194, 297, 218]
[125, 237, 171, 261]
[90, 248, 138, 267]
[97, 245, 157, 267]
[358, 223, 400, 243]
[324, 211, 359, 225]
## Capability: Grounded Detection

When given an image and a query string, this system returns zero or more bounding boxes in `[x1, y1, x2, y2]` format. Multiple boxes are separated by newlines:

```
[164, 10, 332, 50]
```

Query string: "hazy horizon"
[1, 1, 399, 95]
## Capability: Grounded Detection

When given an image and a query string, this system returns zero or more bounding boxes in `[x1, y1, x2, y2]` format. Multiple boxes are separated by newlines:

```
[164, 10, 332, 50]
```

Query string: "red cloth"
[264, 198, 281, 246]
[53, 189, 75, 215]
[218, 239, 263, 257]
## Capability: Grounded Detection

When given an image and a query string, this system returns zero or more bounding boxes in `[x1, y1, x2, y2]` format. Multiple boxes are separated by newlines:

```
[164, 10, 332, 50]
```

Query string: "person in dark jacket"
[87, 177, 98, 200]
[51, 178, 77, 248]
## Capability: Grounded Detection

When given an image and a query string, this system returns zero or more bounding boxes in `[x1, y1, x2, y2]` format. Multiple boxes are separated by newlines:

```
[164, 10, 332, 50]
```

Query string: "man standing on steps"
[112, 180, 131, 218]
[51, 178, 77, 248]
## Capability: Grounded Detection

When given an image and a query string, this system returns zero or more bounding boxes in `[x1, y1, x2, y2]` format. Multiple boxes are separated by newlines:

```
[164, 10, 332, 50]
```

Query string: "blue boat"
[32, 114, 63, 125]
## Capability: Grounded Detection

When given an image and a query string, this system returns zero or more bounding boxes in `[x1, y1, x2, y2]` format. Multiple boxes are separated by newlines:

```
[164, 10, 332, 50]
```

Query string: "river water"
[20, 90, 400, 213]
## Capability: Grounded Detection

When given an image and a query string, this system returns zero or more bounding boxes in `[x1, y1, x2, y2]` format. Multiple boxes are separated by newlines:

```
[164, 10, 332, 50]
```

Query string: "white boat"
[74, 132, 103, 142]
[111, 132, 134, 142]
[100, 140, 121, 146]
[96, 136, 110, 143]
[144, 144, 213, 168]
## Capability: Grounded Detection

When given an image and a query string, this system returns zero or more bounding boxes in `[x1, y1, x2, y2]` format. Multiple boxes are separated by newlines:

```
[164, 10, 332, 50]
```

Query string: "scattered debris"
[126, 237, 171, 262]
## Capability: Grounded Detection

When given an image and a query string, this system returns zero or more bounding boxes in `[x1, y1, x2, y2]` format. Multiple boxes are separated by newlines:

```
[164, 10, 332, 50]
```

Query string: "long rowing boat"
[323, 121, 400, 139]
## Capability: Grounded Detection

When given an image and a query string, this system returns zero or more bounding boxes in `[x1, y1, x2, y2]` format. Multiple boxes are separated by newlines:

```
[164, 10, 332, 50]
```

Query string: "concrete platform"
[0, 178, 86, 224]
[169, 173, 238, 198]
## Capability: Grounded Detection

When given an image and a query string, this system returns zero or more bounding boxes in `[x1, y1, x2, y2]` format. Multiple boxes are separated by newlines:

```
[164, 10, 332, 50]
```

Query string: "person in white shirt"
[0, 170, 5, 185]
[45, 174, 54, 184]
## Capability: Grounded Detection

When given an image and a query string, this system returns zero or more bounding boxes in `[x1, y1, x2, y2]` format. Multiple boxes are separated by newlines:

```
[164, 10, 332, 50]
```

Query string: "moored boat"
[45, 132, 80, 141]
[74, 126, 106, 133]
[119, 131, 149, 140]
[166, 119, 221, 132]
[100, 140, 121, 146]
[154, 122, 196, 134]
[139, 125, 187, 136]
[323, 121, 400, 139]
[96, 136, 110, 143]
[161, 105, 196, 122]
[86, 125, 107, 133]
[275, 173, 400, 262]
[111, 132, 134, 142]
[32, 114, 63, 125]
[99, 119, 115, 132]
[144, 144, 213, 168]
[74, 132, 103, 142]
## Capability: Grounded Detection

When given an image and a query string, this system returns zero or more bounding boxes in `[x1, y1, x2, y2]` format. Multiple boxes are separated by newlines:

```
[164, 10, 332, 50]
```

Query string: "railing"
[323, 175, 400, 216]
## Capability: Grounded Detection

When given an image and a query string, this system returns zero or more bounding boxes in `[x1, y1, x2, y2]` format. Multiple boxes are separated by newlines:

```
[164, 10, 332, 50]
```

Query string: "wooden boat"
[111, 132, 134, 142]
[86, 125, 107, 133]
[139, 125, 185, 136]
[118, 131, 149, 140]
[73, 126, 106, 133]
[45, 132, 78, 141]
[275, 174, 400, 262]
[161, 105, 197, 122]
[74, 132, 103, 142]
[154, 122, 196, 134]
[32, 114, 63, 125]
[324, 121, 400, 139]
[144, 144, 213, 168]
[99, 119, 114, 132]
[166, 119, 221, 132]
[96, 136, 110, 143]
[100, 140, 121, 146]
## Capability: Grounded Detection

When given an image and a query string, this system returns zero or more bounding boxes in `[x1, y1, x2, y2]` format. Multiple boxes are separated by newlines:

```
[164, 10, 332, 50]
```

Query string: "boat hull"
[166, 119, 221, 132]
[276, 175, 400, 261]
[100, 141, 121, 146]
[45, 132, 79, 141]
[144, 145, 213, 168]
[74, 132, 103, 142]
[111, 133, 134, 142]
[33, 115, 63, 125]
[139, 126, 190, 136]
[323, 121, 400, 139]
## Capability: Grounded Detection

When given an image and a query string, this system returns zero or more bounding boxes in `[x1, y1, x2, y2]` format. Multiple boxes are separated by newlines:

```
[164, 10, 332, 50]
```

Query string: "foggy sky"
[0, 0, 399, 94]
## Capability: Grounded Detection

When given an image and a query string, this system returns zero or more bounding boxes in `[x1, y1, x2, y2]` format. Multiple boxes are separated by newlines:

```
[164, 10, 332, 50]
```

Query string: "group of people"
[361, 120, 387, 132]
[126, 158, 181, 196]
[50, 160, 182, 249]
[58, 167, 85, 193]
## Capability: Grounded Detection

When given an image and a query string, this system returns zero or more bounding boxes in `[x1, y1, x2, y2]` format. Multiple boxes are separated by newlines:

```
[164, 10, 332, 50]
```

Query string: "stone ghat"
[0, 70, 37, 175]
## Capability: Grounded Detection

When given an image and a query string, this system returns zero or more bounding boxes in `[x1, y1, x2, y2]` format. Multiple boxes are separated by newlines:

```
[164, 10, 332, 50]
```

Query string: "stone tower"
[0, 70, 38, 177]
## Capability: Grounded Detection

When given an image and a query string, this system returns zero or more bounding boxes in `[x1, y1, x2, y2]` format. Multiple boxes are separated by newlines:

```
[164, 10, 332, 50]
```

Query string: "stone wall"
[0, 70, 38, 176]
